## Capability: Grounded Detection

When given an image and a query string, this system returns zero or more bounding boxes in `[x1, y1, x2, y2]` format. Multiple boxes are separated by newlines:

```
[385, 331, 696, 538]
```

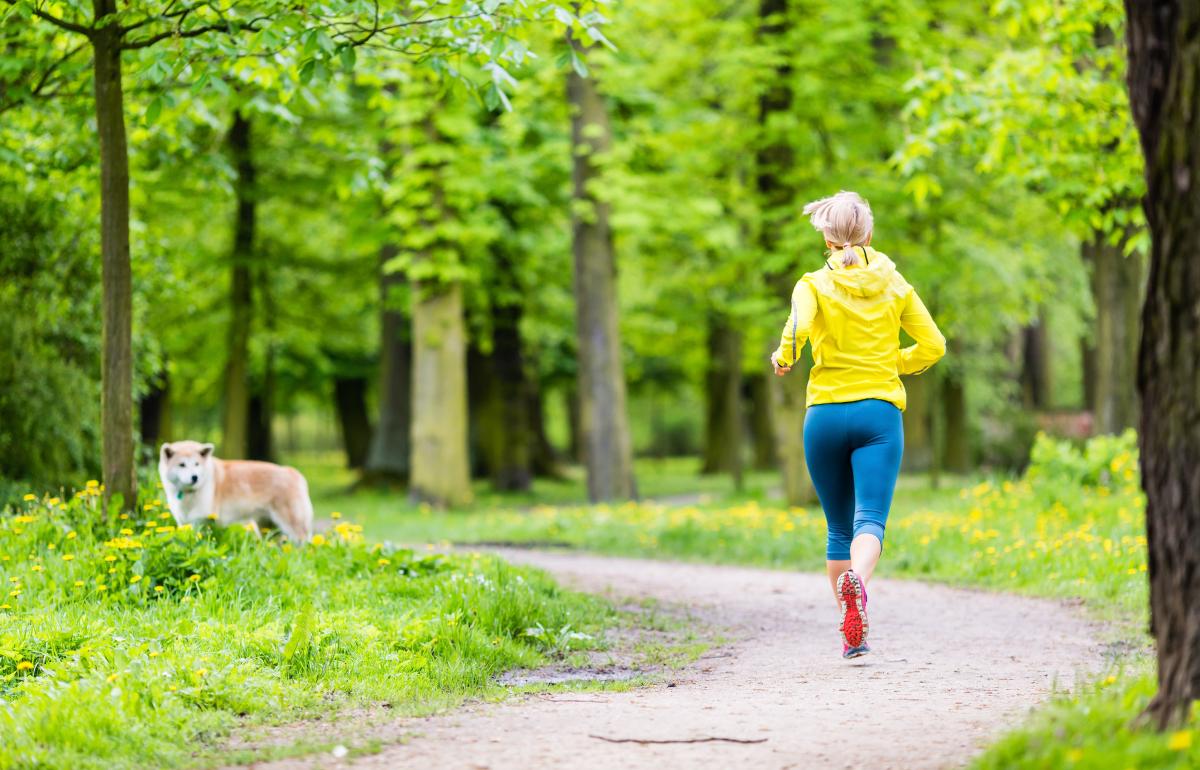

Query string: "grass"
[0, 484, 613, 770]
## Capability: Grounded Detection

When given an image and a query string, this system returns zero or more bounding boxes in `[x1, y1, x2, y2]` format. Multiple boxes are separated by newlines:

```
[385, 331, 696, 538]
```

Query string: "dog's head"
[159, 441, 215, 491]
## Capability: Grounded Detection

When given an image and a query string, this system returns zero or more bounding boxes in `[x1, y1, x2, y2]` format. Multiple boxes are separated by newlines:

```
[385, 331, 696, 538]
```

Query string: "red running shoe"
[837, 570, 869, 655]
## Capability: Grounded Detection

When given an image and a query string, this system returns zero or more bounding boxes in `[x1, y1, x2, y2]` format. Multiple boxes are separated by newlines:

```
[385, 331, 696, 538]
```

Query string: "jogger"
[771, 190, 945, 658]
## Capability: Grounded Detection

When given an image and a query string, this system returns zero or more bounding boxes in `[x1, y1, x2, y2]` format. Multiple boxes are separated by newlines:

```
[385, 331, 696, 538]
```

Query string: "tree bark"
[941, 361, 969, 474]
[901, 374, 934, 472]
[700, 316, 744, 489]
[139, 369, 170, 449]
[1019, 311, 1050, 409]
[528, 379, 563, 478]
[409, 280, 471, 507]
[485, 295, 534, 491]
[333, 376, 372, 469]
[757, 0, 815, 505]
[568, 38, 637, 502]
[1086, 232, 1143, 433]
[92, 3, 135, 509]
[222, 111, 254, 459]
[363, 244, 411, 484]
[745, 372, 777, 470]
[247, 262, 275, 462]
[1124, 0, 1200, 729]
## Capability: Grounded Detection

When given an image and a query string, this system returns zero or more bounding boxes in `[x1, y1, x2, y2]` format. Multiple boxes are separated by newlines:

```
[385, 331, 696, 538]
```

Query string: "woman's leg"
[847, 400, 905, 586]
[803, 404, 854, 604]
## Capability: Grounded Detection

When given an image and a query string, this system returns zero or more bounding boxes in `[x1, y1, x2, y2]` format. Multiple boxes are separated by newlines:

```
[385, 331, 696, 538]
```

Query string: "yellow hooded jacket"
[772, 246, 946, 412]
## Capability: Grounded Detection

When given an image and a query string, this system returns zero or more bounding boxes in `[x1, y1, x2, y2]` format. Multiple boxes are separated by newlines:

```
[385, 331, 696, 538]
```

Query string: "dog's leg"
[268, 497, 311, 544]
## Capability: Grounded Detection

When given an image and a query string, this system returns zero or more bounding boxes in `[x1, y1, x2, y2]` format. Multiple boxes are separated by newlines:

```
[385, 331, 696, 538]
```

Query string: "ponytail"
[802, 191, 874, 266]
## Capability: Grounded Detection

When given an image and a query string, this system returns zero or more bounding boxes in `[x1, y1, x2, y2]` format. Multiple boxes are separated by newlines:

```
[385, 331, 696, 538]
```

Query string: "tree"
[221, 110, 255, 459]
[1123, 0, 1200, 729]
[567, 31, 637, 502]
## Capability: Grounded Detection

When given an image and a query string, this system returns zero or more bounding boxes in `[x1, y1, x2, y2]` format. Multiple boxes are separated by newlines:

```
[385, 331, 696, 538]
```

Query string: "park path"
[246, 549, 1107, 770]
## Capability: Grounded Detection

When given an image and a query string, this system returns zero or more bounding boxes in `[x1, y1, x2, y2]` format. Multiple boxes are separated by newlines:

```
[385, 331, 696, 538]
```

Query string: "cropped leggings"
[803, 398, 904, 561]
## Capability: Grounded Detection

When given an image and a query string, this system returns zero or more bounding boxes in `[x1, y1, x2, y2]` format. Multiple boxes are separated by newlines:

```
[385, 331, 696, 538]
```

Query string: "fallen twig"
[589, 734, 767, 745]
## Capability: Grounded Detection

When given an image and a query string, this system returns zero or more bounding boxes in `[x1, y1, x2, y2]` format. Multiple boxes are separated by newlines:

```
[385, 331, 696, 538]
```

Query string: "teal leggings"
[803, 399, 904, 561]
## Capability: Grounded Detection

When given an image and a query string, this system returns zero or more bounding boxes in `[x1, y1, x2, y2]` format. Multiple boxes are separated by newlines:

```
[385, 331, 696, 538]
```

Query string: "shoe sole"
[837, 571, 868, 650]
[843, 643, 870, 659]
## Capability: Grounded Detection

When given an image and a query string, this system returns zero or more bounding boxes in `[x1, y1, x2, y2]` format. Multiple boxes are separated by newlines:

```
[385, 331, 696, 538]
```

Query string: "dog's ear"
[161, 443, 174, 460]
[199, 443, 214, 458]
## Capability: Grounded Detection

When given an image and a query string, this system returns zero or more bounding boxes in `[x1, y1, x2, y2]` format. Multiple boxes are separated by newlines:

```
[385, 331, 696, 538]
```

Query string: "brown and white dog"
[158, 440, 313, 543]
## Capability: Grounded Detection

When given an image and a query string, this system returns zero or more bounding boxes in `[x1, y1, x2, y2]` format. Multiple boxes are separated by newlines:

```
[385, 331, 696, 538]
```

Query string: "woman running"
[771, 191, 946, 659]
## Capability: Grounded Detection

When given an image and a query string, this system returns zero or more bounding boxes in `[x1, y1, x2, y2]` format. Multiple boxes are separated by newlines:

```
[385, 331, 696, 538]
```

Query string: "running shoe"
[843, 641, 871, 659]
[836, 569, 869, 653]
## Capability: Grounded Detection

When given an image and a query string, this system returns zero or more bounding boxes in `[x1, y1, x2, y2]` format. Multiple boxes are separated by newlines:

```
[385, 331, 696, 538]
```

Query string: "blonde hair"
[802, 191, 874, 267]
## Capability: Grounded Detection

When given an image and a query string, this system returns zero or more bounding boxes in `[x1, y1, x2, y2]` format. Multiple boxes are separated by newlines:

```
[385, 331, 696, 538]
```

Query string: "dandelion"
[47, 498, 59, 505]
[159, 511, 172, 519]
[194, 668, 208, 677]
[207, 513, 218, 520]
[188, 574, 201, 582]
[22, 494, 36, 502]
[1103, 675, 1118, 686]
[17, 661, 33, 671]
[96, 585, 107, 592]
[62, 554, 74, 561]
[377, 558, 391, 566]
[47, 543, 55, 550]
[154, 586, 165, 593]
[120, 528, 133, 536]
[66, 531, 76, 539]
[74, 581, 85, 587]
[119, 513, 129, 520]
[1168, 731, 1193, 751]
[0, 604, 10, 610]
[130, 575, 142, 583]
[10, 590, 21, 597]
[149, 651, 159, 658]
[86, 480, 99, 488]
[311, 534, 327, 546]
[30, 565, 43, 573]
[104, 555, 117, 562]
[106, 672, 120, 683]
[331, 511, 342, 519]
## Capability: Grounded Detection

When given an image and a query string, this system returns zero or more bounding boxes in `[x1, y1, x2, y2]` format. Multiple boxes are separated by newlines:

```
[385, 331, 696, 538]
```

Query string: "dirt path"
[247, 549, 1107, 770]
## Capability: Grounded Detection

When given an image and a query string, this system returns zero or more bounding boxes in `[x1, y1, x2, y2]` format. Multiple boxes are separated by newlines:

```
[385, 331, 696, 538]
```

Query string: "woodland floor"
[223, 547, 1110, 770]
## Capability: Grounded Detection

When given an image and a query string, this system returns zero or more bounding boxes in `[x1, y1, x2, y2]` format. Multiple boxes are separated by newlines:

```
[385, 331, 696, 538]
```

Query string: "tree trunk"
[1086, 232, 1142, 434]
[409, 280, 471, 507]
[565, 387, 582, 464]
[1081, 333, 1098, 412]
[1124, 0, 1200, 729]
[486, 296, 534, 491]
[1019, 311, 1050, 409]
[902, 374, 934, 472]
[363, 244, 411, 484]
[334, 376, 372, 469]
[247, 262, 275, 462]
[701, 317, 743, 489]
[941, 364, 969, 473]
[745, 372, 777, 470]
[222, 111, 254, 459]
[92, 7, 135, 509]
[757, 0, 815, 505]
[139, 369, 170, 449]
[567, 39, 637, 502]
[528, 379, 563, 478]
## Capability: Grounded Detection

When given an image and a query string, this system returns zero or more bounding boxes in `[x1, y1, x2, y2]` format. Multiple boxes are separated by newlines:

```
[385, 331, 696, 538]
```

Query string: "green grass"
[0, 485, 612, 770]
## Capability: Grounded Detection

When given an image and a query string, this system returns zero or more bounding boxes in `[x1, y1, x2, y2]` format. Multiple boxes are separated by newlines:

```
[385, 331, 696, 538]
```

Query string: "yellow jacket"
[772, 246, 946, 411]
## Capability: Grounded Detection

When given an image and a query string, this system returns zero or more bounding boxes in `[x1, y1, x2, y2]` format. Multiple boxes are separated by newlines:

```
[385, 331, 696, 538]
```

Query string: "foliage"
[1026, 428, 1139, 498]
[0, 189, 102, 495]
[0, 483, 610, 770]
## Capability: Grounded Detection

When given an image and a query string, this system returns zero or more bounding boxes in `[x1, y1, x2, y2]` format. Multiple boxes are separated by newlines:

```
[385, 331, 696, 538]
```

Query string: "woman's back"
[774, 245, 944, 411]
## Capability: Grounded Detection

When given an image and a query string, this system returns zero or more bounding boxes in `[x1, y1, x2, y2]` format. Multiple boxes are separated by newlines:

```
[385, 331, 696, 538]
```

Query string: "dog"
[158, 440, 313, 543]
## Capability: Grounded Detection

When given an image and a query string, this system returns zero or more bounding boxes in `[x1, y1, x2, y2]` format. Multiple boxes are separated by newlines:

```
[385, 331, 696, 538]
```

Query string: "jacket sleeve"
[898, 289, 947, 375]
[773, 279, 818, 368]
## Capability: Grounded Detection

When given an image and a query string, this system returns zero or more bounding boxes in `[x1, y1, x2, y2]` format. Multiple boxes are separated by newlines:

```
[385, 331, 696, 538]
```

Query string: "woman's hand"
[772, 353, 791, 377]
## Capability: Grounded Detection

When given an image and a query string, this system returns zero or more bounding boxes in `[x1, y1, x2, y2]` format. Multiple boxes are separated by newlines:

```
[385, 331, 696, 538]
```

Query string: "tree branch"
[121, 15, 268, 50]
[5, 1, 95, 36]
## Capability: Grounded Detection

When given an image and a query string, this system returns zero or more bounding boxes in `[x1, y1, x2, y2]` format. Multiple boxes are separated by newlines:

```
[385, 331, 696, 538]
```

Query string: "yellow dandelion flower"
[207, 512, 218, 520]
[7, 577, 16, 583]
[168, 685, 177, 691]
[74, 581, 84, 587]
[66, 531, 76, 539]
[119, 513, 129, 520]
[1167, 731, 1193, 751]
[47, 543, 56, 550]
[30, 565, 43, 573]
[158, 511, 172, 519]
[149, 651, 159, 657]
[8, 590, 20, 597]
[96, 585, 107, 591]
[104, 555, 117, 562]
[17, 661, 33, 671]
[154, 586, 165, 593]
[0, 604, 10, 610]
[377, 558, 391, 566]
[62, 554, 74, 561]
[194, 668, 208, 677]
[188, 574, 201, 582]
[130, 575, 142, 583]
[1103, 675, 1118, 686]
[47, 498, 59, 505]
[120, 528, 133, 536]
[311, 534, 327, 546]
[86, 480, 99, 488]
[22, 494, 36, 502]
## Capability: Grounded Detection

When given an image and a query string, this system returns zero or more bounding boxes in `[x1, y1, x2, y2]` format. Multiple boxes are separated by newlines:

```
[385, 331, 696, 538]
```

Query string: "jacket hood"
[824, 246, 897, 298]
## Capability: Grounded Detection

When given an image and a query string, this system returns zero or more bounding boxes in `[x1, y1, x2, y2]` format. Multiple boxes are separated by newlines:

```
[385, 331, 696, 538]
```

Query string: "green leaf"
[144, 96, 162, 126]
[282, 605, 314, 663]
